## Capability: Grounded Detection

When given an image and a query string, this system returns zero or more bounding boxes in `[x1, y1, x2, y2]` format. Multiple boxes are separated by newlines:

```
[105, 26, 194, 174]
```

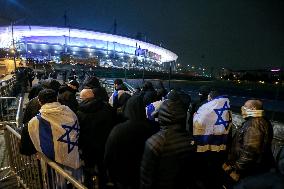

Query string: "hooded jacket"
[105, 94, 159, 188]
[77, 97, 116, 166]
[140, 91, 196, 189]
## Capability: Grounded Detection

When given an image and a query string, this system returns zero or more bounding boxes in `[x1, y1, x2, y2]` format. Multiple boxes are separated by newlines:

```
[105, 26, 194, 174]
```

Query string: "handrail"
[124, 81, 135, 93]
[16, 96, 23, 128]
[40, 154, 87, 189]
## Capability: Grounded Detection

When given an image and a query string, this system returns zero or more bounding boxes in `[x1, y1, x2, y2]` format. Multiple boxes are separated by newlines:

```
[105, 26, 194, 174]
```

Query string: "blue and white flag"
[28, 102, 80, 169]
[146, 100, 164, 121]
[109, 90, 132, 107]
[193, 96, 232, 152]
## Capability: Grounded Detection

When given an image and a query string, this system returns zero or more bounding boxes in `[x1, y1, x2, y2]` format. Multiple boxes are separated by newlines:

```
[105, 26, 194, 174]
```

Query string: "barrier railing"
[0, 96, 87, 189]
[0, 75, 16, 97]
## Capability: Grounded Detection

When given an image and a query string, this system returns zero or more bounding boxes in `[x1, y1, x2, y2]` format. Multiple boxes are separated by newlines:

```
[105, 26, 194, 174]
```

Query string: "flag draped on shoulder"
[193, 96, 232, 152]
[109, 90, 131, 108]
[28, 102, 80, 169]
[146, 100, 164, 121]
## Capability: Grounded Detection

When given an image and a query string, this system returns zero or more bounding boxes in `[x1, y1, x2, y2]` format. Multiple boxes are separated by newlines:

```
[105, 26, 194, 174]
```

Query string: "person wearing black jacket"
[58, 80, 79, 113]
[105, 94, 159, 189]
[77, 88, 116, 189]
[140, 90, 196, 189]
[141, 81, 157, 106]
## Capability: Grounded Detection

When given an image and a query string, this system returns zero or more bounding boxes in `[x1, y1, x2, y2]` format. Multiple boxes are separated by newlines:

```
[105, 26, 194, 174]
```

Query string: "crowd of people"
[17, 71, 284, 189]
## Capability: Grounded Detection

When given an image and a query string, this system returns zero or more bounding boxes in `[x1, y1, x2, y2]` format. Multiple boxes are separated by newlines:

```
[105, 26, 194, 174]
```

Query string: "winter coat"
[77, 98, 116, 166]
[58, 85, 78, 113]
[105, 95, 159, 188]
[228, 116, 275, 178]
[140, 95, 196, 189]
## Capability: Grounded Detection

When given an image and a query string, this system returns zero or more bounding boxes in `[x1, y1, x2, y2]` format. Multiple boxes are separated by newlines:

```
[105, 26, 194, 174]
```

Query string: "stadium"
[0, 25, 178, 71]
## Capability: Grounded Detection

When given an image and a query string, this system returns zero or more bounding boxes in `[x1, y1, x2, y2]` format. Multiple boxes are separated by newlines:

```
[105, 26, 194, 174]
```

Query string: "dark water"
[124, 78, 284, 122]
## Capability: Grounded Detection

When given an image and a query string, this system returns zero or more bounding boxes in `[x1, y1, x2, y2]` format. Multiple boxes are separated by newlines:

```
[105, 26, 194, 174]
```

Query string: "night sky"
[0, 0, 283, 70]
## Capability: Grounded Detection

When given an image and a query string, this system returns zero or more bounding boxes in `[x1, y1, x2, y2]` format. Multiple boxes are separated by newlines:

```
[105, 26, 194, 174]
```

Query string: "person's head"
[123, 94, 146, 121]
[84, 76, 100, 89]
[92, 87, 109, 102]
[198, 85, 211, 102]
[208, 90, 219, 101]
[49, 79, 61, 94]
[67, 80, 79, 91]
[142, 81, 154, 91]
[114, 79, 123, 90]
[38, 89, 57, 106]
[159, 90, 187, 127]
[243, 100, 263, 110]
[241, 99, 264, 118]
[80, 88, 94, 101]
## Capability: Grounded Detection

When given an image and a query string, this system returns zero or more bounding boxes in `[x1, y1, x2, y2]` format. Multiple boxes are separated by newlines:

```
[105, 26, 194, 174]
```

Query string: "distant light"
[89, 53, 92, 56]
[6, 53, 8, 56]
[39, 50, 42, 53]
[271, 69, 280, 72]
[275, 82, 279, 85]
[73, 51, 76, 54]
[54, 50, 57, 53]
[192, 66, 195, 69]
[203, 68, 206, 71]
[258, 81, 265, 84]
[28, 51, 31, 53]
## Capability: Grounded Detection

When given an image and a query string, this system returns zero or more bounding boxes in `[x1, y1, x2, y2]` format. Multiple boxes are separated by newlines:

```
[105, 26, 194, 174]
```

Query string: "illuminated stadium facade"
[0, 25, 178, 70]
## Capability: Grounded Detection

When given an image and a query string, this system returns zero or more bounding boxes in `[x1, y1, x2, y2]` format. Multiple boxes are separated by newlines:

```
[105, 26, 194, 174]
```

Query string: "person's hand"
[229, 171, 240, 182]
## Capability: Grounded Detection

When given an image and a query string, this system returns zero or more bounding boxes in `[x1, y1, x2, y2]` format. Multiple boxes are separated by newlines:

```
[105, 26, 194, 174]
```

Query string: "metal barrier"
[0, 96, 87, 189]
[0, 75, 16, 97]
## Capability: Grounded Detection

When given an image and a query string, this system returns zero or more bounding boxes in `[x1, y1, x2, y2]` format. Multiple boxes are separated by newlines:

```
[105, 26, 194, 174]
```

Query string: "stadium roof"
[0, 25, 178, 62]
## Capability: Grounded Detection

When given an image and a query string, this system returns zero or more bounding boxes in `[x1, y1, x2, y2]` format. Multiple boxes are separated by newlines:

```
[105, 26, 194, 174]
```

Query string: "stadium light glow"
[271, 69, 280, 72]
[0, 26, 178, 63]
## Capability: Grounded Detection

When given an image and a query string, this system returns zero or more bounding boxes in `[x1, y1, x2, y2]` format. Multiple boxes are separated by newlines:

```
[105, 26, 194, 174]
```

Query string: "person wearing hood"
[58, 80, 79, 113]
[77, 88, 116, 189]
[223, 99, 275, 188]
[141, 81, 157, 106]
[156, 80, 167, 101]
[140, 90, 196, 189]
[105, 94, 159, 189]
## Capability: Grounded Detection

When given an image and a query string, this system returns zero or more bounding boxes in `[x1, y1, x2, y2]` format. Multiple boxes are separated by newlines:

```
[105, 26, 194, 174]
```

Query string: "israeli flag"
[109, 90, 131, 107]
[28, 102, 80, 169]
[193, 96, 232, 152]
[146, 100, 164, 121]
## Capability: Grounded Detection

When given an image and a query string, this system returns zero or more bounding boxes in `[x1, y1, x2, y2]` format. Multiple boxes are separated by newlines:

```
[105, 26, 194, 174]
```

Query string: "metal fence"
[0, 75, 16, 97]
[0, 96, 87, 189]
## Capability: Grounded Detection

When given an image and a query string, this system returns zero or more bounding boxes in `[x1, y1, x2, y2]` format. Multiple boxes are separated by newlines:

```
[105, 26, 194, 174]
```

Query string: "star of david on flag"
[57, 120, 79, 153]
[214, 101, 232, 130]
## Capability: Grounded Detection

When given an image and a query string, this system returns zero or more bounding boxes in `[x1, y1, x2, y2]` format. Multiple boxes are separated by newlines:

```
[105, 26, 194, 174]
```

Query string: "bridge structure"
[0, 74, 283, 189]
